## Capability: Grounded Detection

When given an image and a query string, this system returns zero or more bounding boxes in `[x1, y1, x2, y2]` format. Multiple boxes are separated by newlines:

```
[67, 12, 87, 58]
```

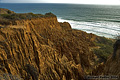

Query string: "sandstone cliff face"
[0, 9, 116, 80]
[0, 15, 98, 80]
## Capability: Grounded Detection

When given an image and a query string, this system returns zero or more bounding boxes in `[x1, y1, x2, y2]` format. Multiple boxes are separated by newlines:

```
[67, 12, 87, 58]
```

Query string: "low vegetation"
[93, 37, 114, 63]
[0, 12, 56, 25]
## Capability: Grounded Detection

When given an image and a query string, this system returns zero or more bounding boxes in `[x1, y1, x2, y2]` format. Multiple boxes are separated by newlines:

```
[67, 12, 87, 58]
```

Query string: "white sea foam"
[58, 17, 120, 38]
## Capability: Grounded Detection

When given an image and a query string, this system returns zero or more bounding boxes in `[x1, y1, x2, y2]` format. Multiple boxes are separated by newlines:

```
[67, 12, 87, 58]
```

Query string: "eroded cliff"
[0, 9, 115, 80]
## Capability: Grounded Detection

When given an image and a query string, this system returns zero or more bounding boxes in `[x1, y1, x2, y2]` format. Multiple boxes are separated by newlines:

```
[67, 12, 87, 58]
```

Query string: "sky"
[1, 0, 120, 5]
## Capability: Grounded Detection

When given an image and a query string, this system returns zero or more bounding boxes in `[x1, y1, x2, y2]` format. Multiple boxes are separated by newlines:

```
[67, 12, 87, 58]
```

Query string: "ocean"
[0, 3, 120, 38]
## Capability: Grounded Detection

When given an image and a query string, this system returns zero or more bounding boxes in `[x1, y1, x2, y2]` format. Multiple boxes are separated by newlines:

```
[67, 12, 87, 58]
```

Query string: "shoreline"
[58, 17, 119, 39]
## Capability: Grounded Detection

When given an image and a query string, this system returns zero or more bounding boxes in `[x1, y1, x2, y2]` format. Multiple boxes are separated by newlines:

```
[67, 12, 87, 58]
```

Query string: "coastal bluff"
[0, 8, 117, 80]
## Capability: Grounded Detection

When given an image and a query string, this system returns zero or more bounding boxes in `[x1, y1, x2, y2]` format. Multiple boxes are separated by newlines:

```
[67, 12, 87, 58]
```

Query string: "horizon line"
[0, 2, 120, 6]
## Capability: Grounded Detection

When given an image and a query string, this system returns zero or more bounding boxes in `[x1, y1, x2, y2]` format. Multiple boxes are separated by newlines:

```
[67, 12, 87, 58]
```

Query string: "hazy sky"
[1, 0, 120, 5]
